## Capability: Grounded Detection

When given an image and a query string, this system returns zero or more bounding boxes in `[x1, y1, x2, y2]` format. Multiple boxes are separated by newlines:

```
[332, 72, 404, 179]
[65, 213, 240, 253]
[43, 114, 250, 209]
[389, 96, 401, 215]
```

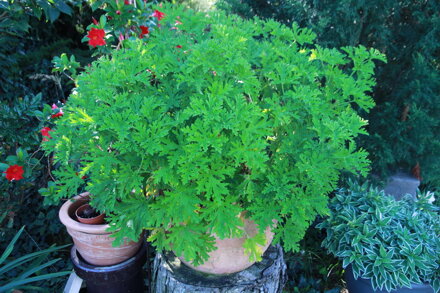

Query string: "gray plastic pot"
[345, 265, 434, 293]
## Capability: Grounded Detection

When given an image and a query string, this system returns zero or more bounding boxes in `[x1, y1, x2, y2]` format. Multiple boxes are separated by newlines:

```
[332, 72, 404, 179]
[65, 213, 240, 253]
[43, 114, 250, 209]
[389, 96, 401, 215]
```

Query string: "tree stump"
[152, 245, 287, 293]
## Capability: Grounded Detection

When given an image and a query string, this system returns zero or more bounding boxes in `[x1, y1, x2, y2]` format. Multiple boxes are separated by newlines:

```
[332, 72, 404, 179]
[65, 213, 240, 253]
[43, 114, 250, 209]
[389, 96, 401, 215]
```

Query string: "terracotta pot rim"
[59, 192, 111, 234]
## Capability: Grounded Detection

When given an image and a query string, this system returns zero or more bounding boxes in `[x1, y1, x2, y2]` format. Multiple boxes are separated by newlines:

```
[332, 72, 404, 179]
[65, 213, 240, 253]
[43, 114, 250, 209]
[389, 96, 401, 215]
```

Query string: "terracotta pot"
[59, 193, 142, 266]
[178, 216, 274, 274]
[75, 204, 106, 225]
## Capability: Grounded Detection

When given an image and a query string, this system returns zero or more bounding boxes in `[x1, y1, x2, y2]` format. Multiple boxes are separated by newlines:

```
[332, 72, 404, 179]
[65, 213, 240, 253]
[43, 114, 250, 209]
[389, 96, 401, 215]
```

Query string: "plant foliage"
[318, 181, 440, 292]
[0, 226, 70, 292]
[42, 4, 384, 265]
[218, 0, 440, 188]
[0, 0, 91, 282]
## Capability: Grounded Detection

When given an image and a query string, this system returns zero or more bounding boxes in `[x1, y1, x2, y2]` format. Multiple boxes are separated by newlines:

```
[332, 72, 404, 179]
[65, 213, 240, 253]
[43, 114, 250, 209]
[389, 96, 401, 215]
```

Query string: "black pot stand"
[70, 243, 147, 293]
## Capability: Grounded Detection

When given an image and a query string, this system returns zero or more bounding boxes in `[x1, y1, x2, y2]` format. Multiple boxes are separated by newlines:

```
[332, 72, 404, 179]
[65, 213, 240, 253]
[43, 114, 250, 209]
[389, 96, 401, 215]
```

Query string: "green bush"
[218, 0, 440, 188]
[0, 0, 91, 257]
[42, 4, 384, 265]
[318, 181, 440, 292]
[0, 227, 70, 292]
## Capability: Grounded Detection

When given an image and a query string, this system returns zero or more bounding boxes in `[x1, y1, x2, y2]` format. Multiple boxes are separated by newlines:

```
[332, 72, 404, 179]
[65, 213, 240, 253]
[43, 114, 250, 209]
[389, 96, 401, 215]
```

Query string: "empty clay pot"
[178, 216, 274, 274]
[75, 203, 106, 225]
[59, 193, 142, 266]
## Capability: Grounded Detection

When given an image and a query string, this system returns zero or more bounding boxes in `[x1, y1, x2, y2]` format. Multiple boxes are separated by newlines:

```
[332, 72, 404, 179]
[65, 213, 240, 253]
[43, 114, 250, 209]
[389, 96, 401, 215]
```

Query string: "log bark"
[152, 245, 287, 293]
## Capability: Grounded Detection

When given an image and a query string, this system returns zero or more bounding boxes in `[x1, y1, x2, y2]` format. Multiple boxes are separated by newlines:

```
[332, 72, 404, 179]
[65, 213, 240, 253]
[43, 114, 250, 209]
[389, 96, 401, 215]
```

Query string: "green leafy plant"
[318, 181, 440, 292]
[0, 226, 70, 292]
[42, 4, 384, 265]
[218, 0, 440, 189]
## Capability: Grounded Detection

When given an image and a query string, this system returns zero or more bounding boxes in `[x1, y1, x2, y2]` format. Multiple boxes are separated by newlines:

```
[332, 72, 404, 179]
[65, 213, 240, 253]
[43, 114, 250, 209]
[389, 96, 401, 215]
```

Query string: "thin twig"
[23, 228, 61, 271]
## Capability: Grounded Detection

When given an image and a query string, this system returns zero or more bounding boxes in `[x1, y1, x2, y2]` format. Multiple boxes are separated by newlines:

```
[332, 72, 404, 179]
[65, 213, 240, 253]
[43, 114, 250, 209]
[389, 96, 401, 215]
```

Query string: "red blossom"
[176, 45, 182, 49]
[116, 10, 121, 15]
[87, 28, 106, 48]
[139, 26, 149, 38]
[51, 111, 63, 119]
[41, 127, 53, 142]
[124, 0, 130, 4]
[153, 10, 165, 21]
[3, 165, 24, 181]
[51, 104, 64, 118]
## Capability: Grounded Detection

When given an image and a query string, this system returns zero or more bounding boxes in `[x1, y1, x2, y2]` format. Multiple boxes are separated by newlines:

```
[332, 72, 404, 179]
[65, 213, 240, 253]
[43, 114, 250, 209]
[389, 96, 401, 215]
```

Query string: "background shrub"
[0, 0, 92, 258]
[218, 0, 440, 189]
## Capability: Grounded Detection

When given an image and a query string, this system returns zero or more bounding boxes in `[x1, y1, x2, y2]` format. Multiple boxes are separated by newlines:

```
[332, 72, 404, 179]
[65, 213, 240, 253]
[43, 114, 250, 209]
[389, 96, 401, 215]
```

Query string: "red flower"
[51, 111, 63, 119]
[139, 26, 149, 38]
[124, 0, 130, 4]
[51, 104, 64, 118]
[176, 45, 182, 49]
[41, 127, 52, 142]
[153, 10, 165, 21]
[87, 28, 106, 48]
[3, 165, 24, 181]
[116, 10, 121, 15]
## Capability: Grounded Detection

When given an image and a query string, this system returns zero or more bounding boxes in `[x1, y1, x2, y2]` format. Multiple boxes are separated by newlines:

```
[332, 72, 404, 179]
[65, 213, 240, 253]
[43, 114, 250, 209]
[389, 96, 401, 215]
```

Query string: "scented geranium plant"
[41, 4, 385, 265]
[318, 181, 440, 292]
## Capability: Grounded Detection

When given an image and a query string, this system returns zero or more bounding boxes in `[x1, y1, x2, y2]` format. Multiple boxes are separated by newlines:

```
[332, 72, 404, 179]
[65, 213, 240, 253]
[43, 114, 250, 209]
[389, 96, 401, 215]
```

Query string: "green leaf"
[0, 244, 70, 275]
[16, 258, 62, 280]
[99, 14, 107, 28]
[0, 271, 71, 292]
[243, 232, 266, 262]
[0, 163, 8, 171]
[379, 245, 387, 258]
[47, 7, 60, 23]
[53, 0, 72, 15]
[0, 226, 25, 265]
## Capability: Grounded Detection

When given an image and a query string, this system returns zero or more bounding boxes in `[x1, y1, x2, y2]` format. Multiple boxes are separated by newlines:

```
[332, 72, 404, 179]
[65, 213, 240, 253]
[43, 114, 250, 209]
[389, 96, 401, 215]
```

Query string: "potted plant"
[41, 4, 385, 274]
[318, 181, 440, 292]
[56, 193, 142, 266]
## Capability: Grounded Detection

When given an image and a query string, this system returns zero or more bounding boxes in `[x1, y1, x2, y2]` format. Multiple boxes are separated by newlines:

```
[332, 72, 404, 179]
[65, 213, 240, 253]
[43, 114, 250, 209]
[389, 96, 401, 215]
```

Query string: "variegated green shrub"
[318, 182, 440, 292]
